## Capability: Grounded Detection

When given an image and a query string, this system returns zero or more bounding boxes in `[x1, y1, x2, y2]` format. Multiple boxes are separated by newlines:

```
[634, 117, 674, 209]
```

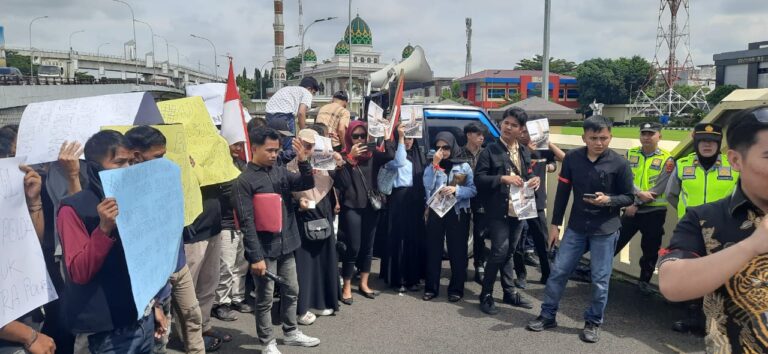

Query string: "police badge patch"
[718, 167, 733, 180]
[629, 155, 639, 166]
[682, 166, 696, 179]
[650, 158, 662, 170]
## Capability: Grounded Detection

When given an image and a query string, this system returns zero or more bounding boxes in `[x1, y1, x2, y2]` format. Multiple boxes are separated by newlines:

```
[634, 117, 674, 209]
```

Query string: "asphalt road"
[168, 260, 705, 354]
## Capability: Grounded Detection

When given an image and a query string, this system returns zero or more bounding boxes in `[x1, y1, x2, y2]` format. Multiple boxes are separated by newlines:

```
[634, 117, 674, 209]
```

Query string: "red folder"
[252, 193, 283, 233]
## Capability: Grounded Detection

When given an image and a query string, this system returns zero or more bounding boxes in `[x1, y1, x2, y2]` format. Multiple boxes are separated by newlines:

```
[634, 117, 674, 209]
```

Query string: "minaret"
[273, 0, 286, 90]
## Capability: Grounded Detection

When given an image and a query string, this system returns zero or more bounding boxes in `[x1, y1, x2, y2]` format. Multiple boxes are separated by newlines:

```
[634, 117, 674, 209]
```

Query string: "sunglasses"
[436, 145, 451, 151]
[351, 133, 368, 139]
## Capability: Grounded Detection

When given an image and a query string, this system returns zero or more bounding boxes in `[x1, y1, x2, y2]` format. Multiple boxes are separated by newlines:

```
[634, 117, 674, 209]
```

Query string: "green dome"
[343, 14, 372, 46]
[334, 39, 350, 55]
[303, 48, 317, 62]
[402, 43, 414, 59]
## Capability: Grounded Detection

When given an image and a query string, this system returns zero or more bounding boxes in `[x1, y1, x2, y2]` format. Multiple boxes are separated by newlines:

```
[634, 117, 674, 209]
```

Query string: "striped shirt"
[265, 86, 313, 114]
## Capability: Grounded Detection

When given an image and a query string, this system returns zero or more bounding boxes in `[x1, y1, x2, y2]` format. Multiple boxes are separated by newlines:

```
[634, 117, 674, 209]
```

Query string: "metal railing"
[0, 75, 182, 89]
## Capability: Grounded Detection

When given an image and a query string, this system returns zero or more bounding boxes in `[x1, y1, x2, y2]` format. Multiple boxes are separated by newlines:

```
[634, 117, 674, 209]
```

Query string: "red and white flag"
[221, 57, 251, 161]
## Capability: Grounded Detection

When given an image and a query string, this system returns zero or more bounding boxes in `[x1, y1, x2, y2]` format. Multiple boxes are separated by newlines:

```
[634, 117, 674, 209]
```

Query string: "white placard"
[0, 157, 58, 328]
[400, 105, 424, 138]
[509, 180, 537, 220]
[367, 102, 388, 138]
[526, 118, 550, 150]
[186, 83, 227, 126]
[427, 186, 458, 218]
[311, 135, 336, 171]
[15, 92, 163, 165]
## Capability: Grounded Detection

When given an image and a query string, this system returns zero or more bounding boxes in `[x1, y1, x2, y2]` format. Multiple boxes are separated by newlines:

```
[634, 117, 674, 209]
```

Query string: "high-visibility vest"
[676, 153, 738, 218]
[627, 147, 673, 207]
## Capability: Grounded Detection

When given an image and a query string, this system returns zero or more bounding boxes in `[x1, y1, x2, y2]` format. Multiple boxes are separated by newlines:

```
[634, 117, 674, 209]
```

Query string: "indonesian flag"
[221, 58, 251, 161]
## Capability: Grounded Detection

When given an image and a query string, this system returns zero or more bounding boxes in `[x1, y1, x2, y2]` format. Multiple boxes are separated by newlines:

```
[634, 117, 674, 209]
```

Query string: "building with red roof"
[457, 69, 580, 110]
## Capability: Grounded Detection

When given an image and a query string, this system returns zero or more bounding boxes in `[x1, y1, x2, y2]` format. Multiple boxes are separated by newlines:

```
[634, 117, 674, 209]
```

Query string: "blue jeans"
[540, 228, 619, 325]
[266, 112, 296, 151]
[87, 314, 155, 354]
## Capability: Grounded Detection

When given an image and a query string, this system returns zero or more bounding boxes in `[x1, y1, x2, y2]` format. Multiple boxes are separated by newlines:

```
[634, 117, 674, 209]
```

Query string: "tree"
[515, 54, 578, 75]
[706, 84, 740, 107]
[5, 51, 34, 76]
[285, 56, 301, 80]
[241, 67, 247, 81]
[575, 56, 653, 109]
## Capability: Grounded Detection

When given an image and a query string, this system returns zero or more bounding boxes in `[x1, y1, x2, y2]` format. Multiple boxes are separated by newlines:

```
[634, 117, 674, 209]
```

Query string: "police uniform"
[614, 123, 675, 284]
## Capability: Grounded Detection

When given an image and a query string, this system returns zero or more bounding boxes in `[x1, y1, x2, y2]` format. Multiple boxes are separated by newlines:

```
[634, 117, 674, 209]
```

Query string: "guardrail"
[0, 75, 181, 89]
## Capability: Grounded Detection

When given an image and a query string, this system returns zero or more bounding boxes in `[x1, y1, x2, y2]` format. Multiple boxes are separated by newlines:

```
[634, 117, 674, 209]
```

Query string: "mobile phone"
[583, 193, 597, 199]
[365, 142, 379, 150]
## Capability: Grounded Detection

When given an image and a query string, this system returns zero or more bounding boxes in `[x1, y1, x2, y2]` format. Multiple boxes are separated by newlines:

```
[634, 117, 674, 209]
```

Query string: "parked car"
[0, 67, 23, 79]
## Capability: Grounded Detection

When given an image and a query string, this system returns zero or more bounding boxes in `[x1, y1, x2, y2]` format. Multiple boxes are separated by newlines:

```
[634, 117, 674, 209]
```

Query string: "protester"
[380, 123, 426, 293]
[291, 125, 342, 324]
[232, 127, 320, 354]
[663, 122, 739, 335]
[211, 141, 252, 323]
[526, 115, 634, 344]
[334, 121, 395, 304]
[474, 107, 537, 314]
[0, 165, 56, 354]
[265, 76, 320, 148]
[315, 90, 350, 152]
[0, 124, 18, 157]
[657, 106, 768, 353]
[460, 122, 489, 285]
[57, 130, 166, 353]
[613, 123, 674, 294]
[422, 131, 477, 302]
[124, 126, 207, 354]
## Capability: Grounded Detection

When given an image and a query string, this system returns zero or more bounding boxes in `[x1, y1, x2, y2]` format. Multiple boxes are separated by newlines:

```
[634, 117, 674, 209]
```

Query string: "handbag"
[377, 165, 398, 195]
[356, 166, 385, 210]
[303, 218, 332, 241]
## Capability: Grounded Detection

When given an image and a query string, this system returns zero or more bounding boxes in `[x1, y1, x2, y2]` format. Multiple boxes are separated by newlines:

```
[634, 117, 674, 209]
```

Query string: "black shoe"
[407, 284, 421, 292]
[448, 294, 462, 303]
[395, 286, 407, 294]
[514, 277, 528, 289]
[422, 292, 436, 301]
[526, 316, 558, 332]
[231, 301, 254, 313]
[340, 297, 353, 305]
[474, 265, 485, 285]
[479, 294, 499, 315]
[503, 291, 533, 309]
[524, 252, 539, 266]
[672, 319, 705, 336]
[211, 304, 238, 321]
[580, 322, 600, 343]
[358, 288, 380, 299]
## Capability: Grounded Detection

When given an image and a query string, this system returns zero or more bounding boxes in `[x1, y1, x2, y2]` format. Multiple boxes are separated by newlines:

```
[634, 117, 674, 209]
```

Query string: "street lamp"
[542, 0, 551, 101]
[97, 42, 110, 56]
[348, 1, 352, 96]
[168, 44, 180, 68]
[69, 30, 85, 52]
[112, 0, 139, 84]
[190, 34, 218, 80]
[154, 34, 170, 68]
[29, 15, 48, 79]
[260, 60, 273, 99]
[300, 16, 337, 79]
[134, 19, 155, 77]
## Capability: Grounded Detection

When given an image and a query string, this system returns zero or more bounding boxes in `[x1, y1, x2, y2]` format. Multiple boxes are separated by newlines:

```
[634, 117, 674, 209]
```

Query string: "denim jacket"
[423, 162, 477, 214]
[383, 143, 413, 188]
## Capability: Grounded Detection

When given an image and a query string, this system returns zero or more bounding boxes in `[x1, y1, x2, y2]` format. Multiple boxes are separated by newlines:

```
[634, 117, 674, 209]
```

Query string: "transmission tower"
[465, 18, 472, 76]
[632, 0, 709, 117]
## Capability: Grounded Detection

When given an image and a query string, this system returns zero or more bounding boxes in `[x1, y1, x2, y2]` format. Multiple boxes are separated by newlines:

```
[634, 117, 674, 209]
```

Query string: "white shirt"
[265, 86, 313, 114]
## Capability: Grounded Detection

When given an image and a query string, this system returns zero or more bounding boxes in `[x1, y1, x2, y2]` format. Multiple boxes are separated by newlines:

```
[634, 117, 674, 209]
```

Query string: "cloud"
[1, 0, 765, 79]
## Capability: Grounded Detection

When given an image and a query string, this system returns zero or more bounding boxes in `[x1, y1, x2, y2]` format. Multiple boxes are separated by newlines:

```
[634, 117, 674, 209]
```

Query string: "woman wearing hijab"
[422, 131, 477, 302]
[334, 120, 395, 304]
[291, 125, 342, 324]
[380, 123, 427, 293]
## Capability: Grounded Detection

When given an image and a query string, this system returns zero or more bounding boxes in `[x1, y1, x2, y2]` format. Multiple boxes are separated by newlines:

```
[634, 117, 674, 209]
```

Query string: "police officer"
[664, 122, 739, 334]
[614, 122, 674, 294]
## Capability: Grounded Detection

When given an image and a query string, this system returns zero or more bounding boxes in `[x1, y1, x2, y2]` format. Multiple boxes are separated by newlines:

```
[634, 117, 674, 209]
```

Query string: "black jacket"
[474, 140, 533, 219]
[334, 142, 395, 209]
[233, 160, 314, 263]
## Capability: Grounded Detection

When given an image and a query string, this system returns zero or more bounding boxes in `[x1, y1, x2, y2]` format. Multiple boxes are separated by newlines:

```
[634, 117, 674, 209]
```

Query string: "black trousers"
[425, 209, 470, 296]
[383, 187, 422, 287]
[471, 210, 488, 268]
[340, 207, 380, 279]
[615, 209, 666, 283]
[481, 216, 524, 297]
[512, 210, 552, 282]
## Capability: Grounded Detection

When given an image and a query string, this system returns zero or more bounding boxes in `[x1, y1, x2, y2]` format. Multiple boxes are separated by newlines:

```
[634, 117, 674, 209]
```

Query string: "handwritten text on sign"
[0, 157, 58, 328]
[100, 158, 184, 319]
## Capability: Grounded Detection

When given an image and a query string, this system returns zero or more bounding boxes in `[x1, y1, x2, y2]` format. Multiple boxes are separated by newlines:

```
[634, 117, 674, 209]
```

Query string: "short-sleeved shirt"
[265, 86, 313, 115]
[316, 102, 350, 147]
[659, 182, 768, 353]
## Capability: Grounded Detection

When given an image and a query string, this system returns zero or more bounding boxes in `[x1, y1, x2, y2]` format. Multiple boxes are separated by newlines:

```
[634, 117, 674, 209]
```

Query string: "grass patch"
[556, 126, 689, 141]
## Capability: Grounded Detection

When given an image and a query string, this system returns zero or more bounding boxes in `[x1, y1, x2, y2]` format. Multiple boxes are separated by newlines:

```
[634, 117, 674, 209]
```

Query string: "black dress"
[295, 191, 340, 314]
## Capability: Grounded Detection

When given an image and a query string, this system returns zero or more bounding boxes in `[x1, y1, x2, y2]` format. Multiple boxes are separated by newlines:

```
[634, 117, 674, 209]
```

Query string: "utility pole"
[542, 0, 551, 101]
[465, 18, 472, 76]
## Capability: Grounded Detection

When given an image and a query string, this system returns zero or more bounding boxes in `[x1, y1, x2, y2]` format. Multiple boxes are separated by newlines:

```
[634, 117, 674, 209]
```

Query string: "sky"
[1, 0, 766, 79]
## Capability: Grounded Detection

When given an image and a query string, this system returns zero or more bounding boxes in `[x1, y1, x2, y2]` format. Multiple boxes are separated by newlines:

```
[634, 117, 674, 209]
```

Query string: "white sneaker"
[283, 330, 321, 347]
[263, 340, 282, 354]
[297, 311, 317, 325]
[315, 309, 334, 316]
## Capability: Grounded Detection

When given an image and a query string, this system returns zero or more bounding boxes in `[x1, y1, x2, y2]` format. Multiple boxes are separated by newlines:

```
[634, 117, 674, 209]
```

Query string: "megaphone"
[369, 45, 433, 92]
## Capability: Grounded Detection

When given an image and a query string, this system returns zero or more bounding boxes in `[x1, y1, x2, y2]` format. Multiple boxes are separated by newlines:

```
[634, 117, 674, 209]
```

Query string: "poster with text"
[367, 102, 388, 138]
[526, 118, 550, 150]
[509, 180, 537, 220]
[400, 105, 424, 138]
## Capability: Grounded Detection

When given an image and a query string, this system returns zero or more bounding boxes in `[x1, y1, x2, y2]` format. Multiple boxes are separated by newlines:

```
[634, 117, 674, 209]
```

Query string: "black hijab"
[694, 137, 721, 171]
[434, 131, 461, 171]
[407, 139, 426, 177]
[84, 159, 106, 199]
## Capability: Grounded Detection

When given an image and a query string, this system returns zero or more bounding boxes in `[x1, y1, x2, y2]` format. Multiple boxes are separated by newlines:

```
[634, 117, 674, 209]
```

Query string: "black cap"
[299, 76, 320, 92]
[332, 90, 349, 102]
[267, 119, 294, 137]
[693, 122, 723, 141]
[639, 122, 662, 133]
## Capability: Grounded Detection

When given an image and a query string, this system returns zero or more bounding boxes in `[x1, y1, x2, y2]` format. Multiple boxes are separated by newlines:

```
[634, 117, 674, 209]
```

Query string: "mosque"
[297, 14, 415, 97]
